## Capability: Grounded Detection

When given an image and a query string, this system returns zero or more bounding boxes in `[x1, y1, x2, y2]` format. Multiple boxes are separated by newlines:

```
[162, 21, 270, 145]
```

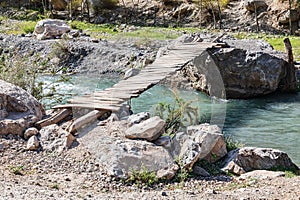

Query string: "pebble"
[161, 191, 167, 196]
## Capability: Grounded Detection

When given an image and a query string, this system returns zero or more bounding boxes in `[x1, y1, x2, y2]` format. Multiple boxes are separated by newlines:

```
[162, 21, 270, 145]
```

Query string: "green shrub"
[127, 166, 159, 186]
[224, 135, 243, 152]
[10, 165, 24, 175]
[154, 89, 199, 136]
[0, 53, 39, 95]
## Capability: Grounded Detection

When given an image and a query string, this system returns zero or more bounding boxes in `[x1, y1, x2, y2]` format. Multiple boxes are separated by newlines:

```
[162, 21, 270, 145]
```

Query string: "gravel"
[1, 134, 300, 200]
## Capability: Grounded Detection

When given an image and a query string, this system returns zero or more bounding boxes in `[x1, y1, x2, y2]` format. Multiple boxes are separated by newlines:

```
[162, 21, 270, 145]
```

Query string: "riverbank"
[1, 131, 300, 200]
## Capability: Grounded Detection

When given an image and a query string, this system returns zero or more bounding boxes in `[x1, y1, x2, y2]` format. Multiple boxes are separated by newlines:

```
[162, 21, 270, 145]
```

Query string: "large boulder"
[221, 147, 299, 175]
[79, 120, 176, 179]
[84, 134, 175, 179]
[187, 39, 291, 99]
[33, 19, 71, 40]
[0, 80, 44, 136]
[170, 123, 227, 169]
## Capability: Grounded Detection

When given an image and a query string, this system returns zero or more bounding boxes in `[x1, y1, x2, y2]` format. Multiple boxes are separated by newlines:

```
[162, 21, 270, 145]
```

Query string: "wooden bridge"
[37, 41, 222, 132]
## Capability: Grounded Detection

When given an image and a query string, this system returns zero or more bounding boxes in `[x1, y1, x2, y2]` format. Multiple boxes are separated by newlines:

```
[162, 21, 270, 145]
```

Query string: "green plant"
[154, 89, 199, 136]
[10, 165, 24, 175]
[50, 183, 60, 190]
[0, 52, 39, 95]
[224, 135, 243, 152]
[19, 21, 36, 33]
[270, 166, 299, 177]
[173, 167, 192, 182]
[195, 159, 223, 176]
[127, 166, 159, 186]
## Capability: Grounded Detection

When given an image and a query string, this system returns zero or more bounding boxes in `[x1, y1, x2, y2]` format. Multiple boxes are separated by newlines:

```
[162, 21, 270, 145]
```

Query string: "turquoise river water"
[39, 75, 300, 166]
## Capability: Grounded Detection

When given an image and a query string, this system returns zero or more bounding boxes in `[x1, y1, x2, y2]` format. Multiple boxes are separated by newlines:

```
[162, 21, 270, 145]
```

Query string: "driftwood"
[283, 38, 297, 92]
[35, 108, 72, 128]
[68, 110, 108, 133]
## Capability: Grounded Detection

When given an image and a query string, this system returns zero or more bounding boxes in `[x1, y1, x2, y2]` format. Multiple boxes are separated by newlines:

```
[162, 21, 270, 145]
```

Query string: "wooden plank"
[68, 100, 123, 106]
[70, 96, 124, 103]
[52, 104, 121, 111]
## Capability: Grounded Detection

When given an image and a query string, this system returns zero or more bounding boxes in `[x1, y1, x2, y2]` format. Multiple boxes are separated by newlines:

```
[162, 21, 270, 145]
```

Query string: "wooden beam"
[68, 110, 108, 133]
[35, 108, 72, 128]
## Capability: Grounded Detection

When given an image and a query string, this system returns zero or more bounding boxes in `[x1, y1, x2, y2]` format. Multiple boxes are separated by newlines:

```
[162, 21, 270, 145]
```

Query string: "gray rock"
[188, 39, 291, 99]
[33, 19, 71, 40]
[179, 138, 201, 169]
[0, 141, 8, 152]
[24, 127, 39, 139]
[187, 124, 222, 135]
[127, 112, 150, 127]
[239, 170, 285, 180]
[154, 136, 172, 148]
[84, 134, 175, 179]
[39, 124, 76, 153]
[175, 124, 227, 169]
[168, 132, 189, 157]
[222, 147, 299, 175]
[156, 164, 179, 180]
[26, 135, 39, 151]
[125, 116, 165, 141]
[123, 68, 140, 80]
[0, 80, 44, 136]
[192, 165, 210, 177]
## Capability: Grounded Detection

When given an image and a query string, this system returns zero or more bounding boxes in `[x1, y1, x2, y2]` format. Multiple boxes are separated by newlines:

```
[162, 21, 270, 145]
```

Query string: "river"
[39, 75, 300, 166]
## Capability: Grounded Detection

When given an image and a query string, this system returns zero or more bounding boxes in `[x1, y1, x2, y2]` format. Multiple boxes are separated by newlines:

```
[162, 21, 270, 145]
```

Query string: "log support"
[35, 108, 72, 129]
[283, 38, 297, 92]
[68, 110, 109, 133]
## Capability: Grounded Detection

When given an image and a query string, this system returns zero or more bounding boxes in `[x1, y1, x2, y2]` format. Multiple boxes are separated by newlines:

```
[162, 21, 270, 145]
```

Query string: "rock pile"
[80, 111, 299, 180]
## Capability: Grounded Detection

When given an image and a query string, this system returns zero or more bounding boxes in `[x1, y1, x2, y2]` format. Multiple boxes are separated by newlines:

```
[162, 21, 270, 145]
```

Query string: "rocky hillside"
[1, 0, 300, 34]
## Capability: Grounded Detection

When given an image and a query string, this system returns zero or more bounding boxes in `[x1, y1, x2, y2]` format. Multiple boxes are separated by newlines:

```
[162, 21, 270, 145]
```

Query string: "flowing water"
[39, 75, 300, 166]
